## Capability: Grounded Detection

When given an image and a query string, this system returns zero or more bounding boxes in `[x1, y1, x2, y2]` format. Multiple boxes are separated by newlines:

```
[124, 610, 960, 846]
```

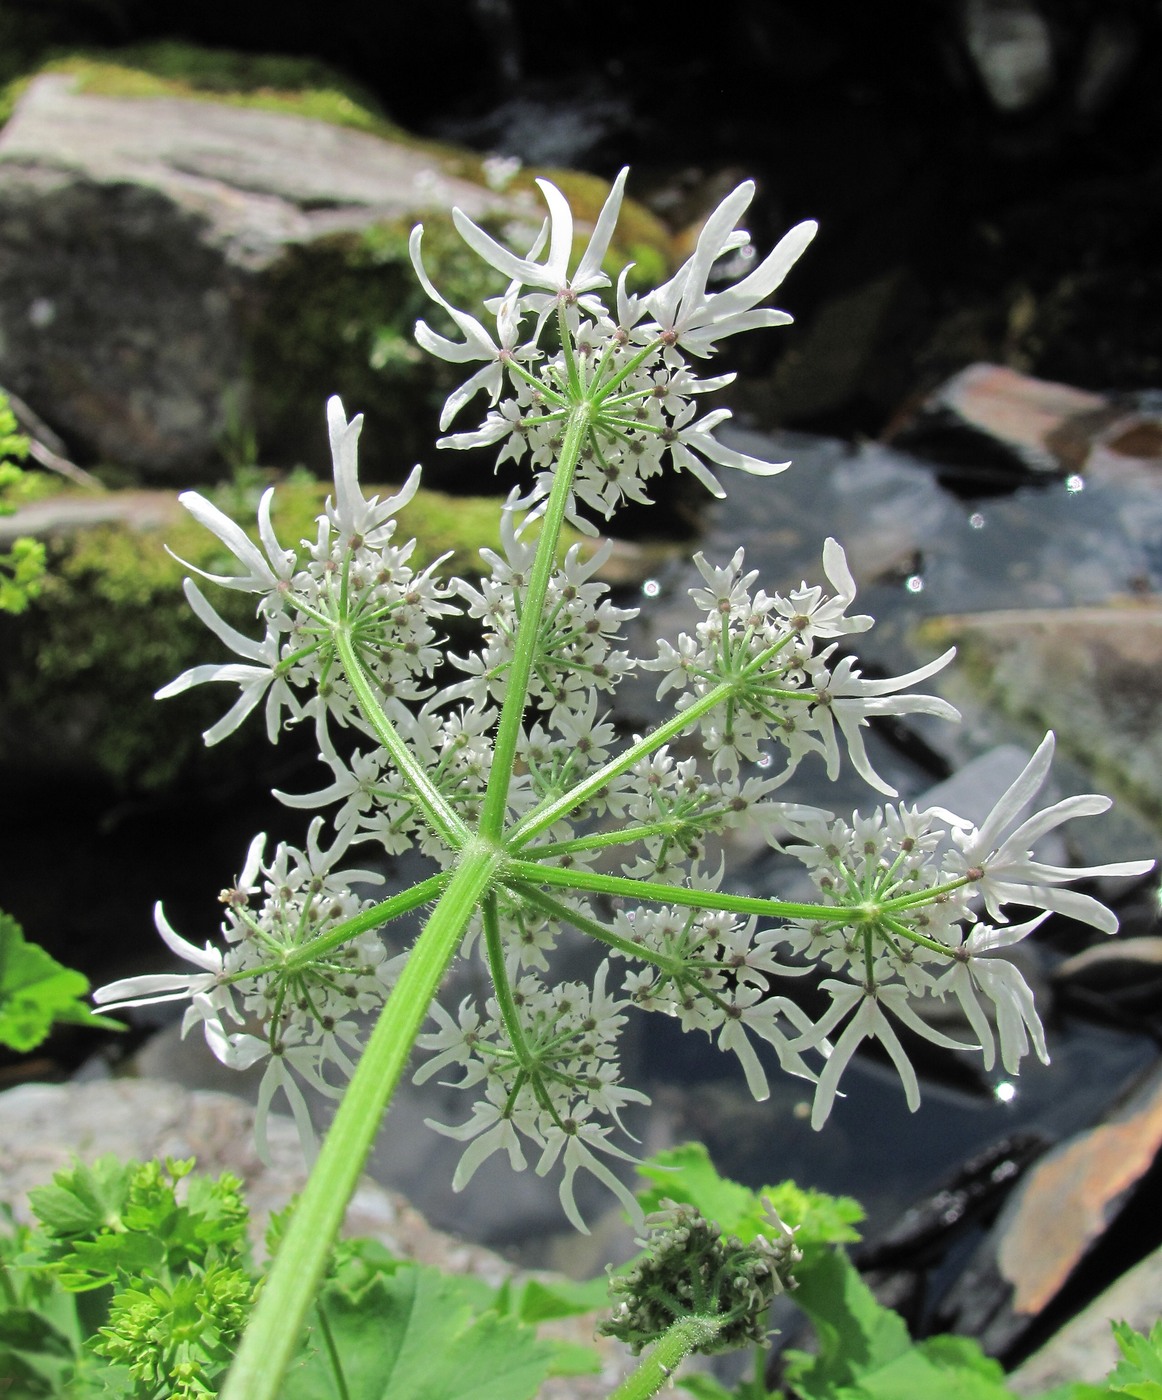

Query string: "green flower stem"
[220, 842, 500, 1400]
[222, 872, 451, 986]
[511, 883, 688, 975]
[608, 1315, 725, 1400]
[506, 635, 794, 848]
[481, 892, 534, 1067]
[524, 819, 708, 860]
[505, 860, 855, 924]
[881, 913, 960, 959]
[877, 874, 974, 908]
[506, 683, 732, 846]
[478, 406, 589, 840]
[333, 625, 468, 851]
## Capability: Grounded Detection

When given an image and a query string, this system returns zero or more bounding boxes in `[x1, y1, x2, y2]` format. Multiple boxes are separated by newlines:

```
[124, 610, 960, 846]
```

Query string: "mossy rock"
[0, 478, 517, 792]
[0, 42, 675, 482]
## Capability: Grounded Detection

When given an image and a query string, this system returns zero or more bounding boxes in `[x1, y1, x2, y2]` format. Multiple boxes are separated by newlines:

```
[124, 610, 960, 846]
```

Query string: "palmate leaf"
[283, 1261, 598, 1400]
[0, 912, 121, 1052]
[634, 1141, 864, 1252]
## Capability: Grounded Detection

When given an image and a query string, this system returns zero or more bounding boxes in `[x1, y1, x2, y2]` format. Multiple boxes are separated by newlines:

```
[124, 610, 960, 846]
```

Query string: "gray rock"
[0, 72, 527, 476]
[961, 0, 1056, 113]
[922, 601, 1162, 824]
[1008, 1241, 1162, 1393]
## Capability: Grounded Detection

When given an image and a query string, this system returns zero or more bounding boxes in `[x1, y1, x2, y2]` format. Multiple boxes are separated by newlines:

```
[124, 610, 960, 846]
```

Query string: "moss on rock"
[0, 477, 520, 790]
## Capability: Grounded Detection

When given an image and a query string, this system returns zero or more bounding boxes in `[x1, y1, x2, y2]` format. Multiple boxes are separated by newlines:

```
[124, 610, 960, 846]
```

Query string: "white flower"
[409, 228, 534, 430]
[775, 538, 874, 641]
[934, 916, 1050, 1073]
[450, 167, 629, 320]
[93, 901, 228, 1014]
[325, 395, 422, 544]
[173, 486, 293, 594]
[667, 403, 791, 498]
[811, 649, 959, 795]
[645, 181, 817, 357]
[156, 580, 302, 744]
[799, 980, 975, 1129]
[952, 732, 1154, 931]
[534, 1103, 643, 1235]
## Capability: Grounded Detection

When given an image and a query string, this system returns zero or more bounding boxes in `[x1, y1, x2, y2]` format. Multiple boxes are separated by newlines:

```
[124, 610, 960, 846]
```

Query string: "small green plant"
[0, 390, 45, 615]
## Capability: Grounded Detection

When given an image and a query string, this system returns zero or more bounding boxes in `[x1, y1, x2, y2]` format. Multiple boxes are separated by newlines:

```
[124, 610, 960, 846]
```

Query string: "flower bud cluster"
[600, 1201, 800, 1355]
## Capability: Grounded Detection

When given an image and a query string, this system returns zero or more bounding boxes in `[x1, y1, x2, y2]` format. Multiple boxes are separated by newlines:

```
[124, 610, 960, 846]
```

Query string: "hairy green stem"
[220, 844, 499, 1400]
[481, 893, 534, 1065]
[608, 1315, 724, 1400]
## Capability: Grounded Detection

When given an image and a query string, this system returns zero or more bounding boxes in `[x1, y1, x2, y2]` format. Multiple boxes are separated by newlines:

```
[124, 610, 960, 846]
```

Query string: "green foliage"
[283, 1245, 597, 1400]
[625, 1144, 1162, 1400]
[1, 1157, 255, 1398]
[635, 1141, 865, 1258]
[1, 1157, 601, 1400]
[0, 911, 120, 1052]
[1, 1144, 1159, 1399]
[0, 390, 45, 616]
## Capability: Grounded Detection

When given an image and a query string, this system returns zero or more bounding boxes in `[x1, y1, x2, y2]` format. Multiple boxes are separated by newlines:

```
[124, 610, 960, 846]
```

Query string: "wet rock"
[920, 600, 1162, 823]
[1051, 936, 1162, 1019]
[936, 1056, 1162, 1358]
[852, 1133, 1049, 1330]
[0, 1078, 630, 1397]
[886, 363, 1113, 483]
[1084, 406, 1162, 486]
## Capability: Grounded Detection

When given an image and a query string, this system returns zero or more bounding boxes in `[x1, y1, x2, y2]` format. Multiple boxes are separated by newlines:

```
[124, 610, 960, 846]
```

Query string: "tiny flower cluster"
[160, 400, 458, 752]
[644, 542, 957, 787]
[94, 822, 403, 1157]
[775, 732, 1153, 1126]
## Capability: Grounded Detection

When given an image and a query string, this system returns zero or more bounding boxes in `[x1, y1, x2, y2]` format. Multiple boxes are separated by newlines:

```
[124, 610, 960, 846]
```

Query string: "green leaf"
[0, 1306, 79, 1395]
[782, 1248, 911, 1398]
[635, 1142, 863, 1254]
[283, 1263, 573, 1400]
[830, 1336, 1015, 1400]
[543, 1339, 603, 1378]
[509, 1274, 610, 1324]
[677, 1374, 739, 1399]
[27, 1157, 134, 1240]
[0, 913, 121, 1052]
[636, 1143, 763, 1239]
[1108, 1320, 1162, 1398]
